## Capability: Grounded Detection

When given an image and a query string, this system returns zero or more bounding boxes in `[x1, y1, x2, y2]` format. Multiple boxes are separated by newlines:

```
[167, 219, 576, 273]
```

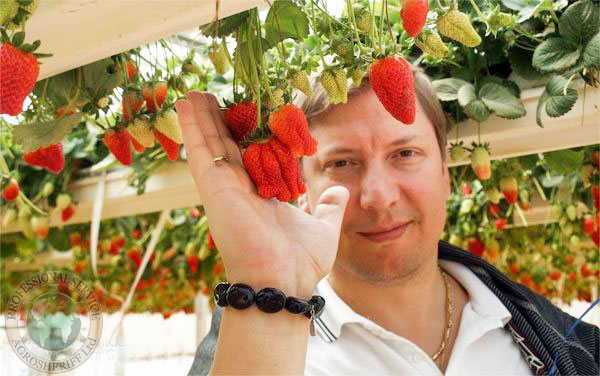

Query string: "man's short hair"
[293, 64, 450, 162]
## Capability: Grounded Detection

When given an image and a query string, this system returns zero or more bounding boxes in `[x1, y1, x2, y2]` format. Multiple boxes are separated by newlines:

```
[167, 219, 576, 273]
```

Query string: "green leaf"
[431, 78, 469, 101]
[264, 0, 309, 46]
[12, 113, 83, 152]
[12, 32, 25, 47]
[508, 47, 546, 81]
[544, 149, 584, 175]
[463, 100, 491, 122]
[519, 154, 539, 171]
[200, 10, 251, 37]
[583, 32, 600, 69]
[478, 76, 521, 98]
[479, 83, 526, 119]
[82, 58, 123, 99]
[48, 228, 70, 251]
[558, 0, 600, 44]
[532, 38, 582, 72]
[457, 83, 476, 107]
[34, 70, 78, 106]
[536, 75, 578, 126]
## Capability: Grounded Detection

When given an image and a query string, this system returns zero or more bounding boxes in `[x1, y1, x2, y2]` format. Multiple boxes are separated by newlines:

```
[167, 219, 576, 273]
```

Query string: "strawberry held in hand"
[268, 104, 317, 157]
[400, 0, 428, 37]
[369, 56, 416, 124]
[224, 101, 257, 143]
[103, 129, 133, 166]
[23, 143, 65, 174]
[242, 138, 306, 202]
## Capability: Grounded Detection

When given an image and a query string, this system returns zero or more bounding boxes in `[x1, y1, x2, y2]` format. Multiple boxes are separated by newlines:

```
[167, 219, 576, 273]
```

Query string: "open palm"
[176, 92, 349, 296]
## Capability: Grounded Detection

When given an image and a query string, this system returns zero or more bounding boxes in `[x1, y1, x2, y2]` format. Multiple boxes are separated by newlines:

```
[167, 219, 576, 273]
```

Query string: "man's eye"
[394, 150, 417, 159]
[326, 160, 351, 169]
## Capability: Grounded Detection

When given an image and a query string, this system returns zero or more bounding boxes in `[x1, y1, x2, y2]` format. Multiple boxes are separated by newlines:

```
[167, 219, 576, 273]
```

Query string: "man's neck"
[327, 259, 462, 358]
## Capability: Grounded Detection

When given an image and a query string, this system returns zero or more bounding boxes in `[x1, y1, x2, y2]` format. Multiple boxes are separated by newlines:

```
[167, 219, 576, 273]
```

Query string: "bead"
[214, 282, 230, 307]
[304, 295, 326, 319]
[255, 288, 286, 313]
[285, 296, 311, 314]
[226, 283, 255, 309]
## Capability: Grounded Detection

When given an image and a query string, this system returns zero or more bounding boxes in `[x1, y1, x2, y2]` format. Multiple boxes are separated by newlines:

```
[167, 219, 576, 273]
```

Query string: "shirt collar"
[313, 260, 512, 342]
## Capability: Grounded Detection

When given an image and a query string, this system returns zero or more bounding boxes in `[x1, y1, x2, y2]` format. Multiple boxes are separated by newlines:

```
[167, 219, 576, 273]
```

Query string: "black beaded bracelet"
[213, 282, 325, 321]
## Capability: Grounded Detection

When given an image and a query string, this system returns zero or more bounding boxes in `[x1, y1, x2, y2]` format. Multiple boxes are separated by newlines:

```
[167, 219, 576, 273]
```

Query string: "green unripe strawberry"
[437, 9, 481, 47]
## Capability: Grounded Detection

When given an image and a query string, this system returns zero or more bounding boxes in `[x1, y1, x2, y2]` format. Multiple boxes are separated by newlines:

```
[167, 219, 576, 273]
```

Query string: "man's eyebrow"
[320, 135, 418, 156]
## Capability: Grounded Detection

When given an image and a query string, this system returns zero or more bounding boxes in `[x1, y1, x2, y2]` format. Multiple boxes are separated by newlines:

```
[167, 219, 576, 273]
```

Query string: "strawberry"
[190, 207, 201, 218]
[121, 89, 144, 121]
[350, 67, 366, 87]
[436, 9, 481, 47]
[128, 117, 155, 147]
[23, 143, 65, 174]
[495, 218, 508, 231]
[581, 264, 593, 278]
[154, 109, 182, 144]
[208, 43, 230, 75]
[153, 129, 179, 161]
[369, 56, 416, 124]
[449, 142, 468, 162]
[592, 230, 600, 247]
[509, 262, 520, 275]
[485, 238, 500, 262]
[74, 260, 86, 274]
[242, 138, 306, 202]
[162, 311, 173, 320]
[268, 104, 317, 157]
[500, 176, 519, 204]
[592, 151, 600, 169]
[461, 182, 472, 196]
[187, 255, 200, 274]
[207, 231, 216, 250]
[582, 215, 597, 236]
[125, 60, 138, 81]
[61, 204, 75, 222]
[224, 101, 258, 143]
[415, 31, 448, 59]
[592, 184, 600, 210]
[488, 203, 501, 218]
[2, 178, 19, 201]
[470, 145, 491, 180]
[103, 129, 133, 165]
[319, 68, 348, 104]
[549, 271, 562, 281]
[400, 0, 428, 37]
[56, 193, 71, 210]
[142, 82, 168, 113]
[69, 232, 82, 247]
[467, 237, 485, 257]
[30, 216, 49, 239]
[132, 228, 142, 239]
[110, 235, 125, 255]
[213, 261, 225, 275]
[127, 248, 142, 268]
[55, 105, 78, 118]
[355, 7, 372, 33]
[0, 43, 39, 116]
[564, 254, 575, 265]
[290, 71, 312, 97]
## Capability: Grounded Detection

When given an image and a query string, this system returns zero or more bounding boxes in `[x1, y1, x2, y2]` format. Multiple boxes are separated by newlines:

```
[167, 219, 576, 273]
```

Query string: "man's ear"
[297, 193, 311, 214]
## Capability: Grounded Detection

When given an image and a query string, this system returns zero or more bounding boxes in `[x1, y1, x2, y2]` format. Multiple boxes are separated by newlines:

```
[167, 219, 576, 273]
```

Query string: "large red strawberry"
[61, 205, 75, 222]
[2, 179, 19, 201]
[268, 104, 317, 157]
[153, 129, 179, 161]
[0, 43, 40, 116]
[495, 218, 508, 231]
[500, 176, 519, 204]
[242, 138, 305, 202]
[122, 89, 144, 121]
[400, 0, 428, 37]
[103, 129, 133, 165]
[582, 215, 597, 236]
[467, 237, 485, 257]
[470, 145, 491, 180]
[369, 56, 415, 124]
[127, 248, 143, 268]
[187, 255, 200, 274]
[23, 143, 65, 174]
[224, 101, 257, 143]
[549, 270, 562, 281]
[142, 82, 168, 113]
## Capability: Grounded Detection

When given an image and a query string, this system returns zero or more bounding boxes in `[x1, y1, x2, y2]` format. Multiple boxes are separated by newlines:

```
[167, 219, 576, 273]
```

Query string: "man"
[177, 67, 599, 376]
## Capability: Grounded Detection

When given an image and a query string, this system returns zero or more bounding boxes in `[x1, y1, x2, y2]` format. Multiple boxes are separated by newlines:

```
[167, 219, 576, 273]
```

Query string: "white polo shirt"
[305, 260, 533, 375]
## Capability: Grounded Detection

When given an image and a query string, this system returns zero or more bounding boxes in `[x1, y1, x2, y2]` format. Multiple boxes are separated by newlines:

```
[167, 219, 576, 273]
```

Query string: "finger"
[313, 185, 350, 230]
[205, 94, 243, 163]
[186, 91, 228, 160]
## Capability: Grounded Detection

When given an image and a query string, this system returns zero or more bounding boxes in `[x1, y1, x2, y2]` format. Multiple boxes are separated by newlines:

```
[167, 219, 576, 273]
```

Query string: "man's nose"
[359, 162, 401, 211]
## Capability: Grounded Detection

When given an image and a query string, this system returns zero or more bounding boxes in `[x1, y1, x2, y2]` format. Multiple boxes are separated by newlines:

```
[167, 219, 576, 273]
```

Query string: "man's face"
[300, 87, 451, 283]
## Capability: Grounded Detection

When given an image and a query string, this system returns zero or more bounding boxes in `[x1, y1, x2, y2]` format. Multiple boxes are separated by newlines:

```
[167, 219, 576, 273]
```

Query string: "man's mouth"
[357, 221, 413, 242]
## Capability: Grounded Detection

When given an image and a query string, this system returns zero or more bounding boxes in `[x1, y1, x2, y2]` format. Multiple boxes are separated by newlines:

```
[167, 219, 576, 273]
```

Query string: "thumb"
[312, 185, 350, 229]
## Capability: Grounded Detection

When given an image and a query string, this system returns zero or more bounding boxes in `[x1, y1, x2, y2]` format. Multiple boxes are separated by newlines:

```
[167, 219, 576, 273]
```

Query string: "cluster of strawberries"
[224, 101, 316, 202]
[105, 63, 183, 165]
